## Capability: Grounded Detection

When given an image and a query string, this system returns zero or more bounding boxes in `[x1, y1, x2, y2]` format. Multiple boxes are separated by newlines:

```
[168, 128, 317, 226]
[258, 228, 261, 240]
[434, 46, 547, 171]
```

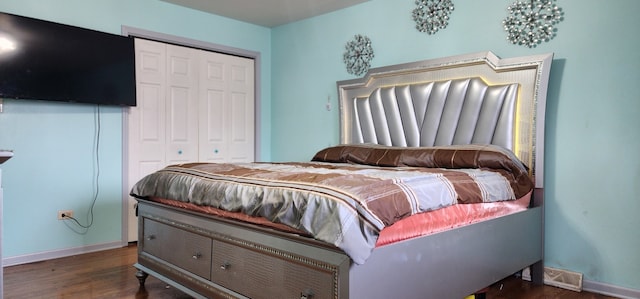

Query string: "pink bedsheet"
[375, 191, 531, 247]
[148, 190, 531, 249]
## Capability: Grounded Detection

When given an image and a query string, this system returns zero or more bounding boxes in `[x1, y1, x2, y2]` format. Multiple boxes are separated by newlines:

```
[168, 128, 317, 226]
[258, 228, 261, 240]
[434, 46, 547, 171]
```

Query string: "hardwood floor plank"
[3, 244, 619, 298]
[485, 275, 618, 299]
[4, 244, 191, 299]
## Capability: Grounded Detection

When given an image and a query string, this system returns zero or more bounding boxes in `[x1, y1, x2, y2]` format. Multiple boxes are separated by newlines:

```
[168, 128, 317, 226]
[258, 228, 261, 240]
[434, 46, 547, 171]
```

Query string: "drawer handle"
[300, 289, 314, 299]
[146, 235, 155, 241]
[192, 252, 202, 260]
[220, 262, 230, 270]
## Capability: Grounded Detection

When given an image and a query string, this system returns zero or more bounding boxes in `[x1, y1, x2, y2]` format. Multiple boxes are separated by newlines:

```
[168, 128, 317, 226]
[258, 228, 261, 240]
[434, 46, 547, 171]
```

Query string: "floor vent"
[522, 266, 584, 292]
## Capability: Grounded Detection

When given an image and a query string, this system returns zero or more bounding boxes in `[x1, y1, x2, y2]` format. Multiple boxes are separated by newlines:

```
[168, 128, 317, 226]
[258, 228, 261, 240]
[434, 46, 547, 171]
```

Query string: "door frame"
[120, 26, 262, 246]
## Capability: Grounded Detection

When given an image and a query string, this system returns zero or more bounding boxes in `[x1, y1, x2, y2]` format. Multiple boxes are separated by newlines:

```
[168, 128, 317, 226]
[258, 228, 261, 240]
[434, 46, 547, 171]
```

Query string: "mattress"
[131, 144, 533, 264]
[146, 192, 531, 247]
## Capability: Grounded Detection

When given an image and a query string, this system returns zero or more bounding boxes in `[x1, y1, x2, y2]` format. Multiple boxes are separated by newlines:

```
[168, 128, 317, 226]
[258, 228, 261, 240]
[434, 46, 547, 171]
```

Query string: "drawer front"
[211, 240, 335, 299]
[142, 219, 213, 279]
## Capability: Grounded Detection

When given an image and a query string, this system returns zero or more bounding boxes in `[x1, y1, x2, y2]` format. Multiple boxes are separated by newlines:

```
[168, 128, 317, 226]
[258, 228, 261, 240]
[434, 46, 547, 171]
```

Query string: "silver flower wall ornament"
[343, 35, 374, 76]
[503, 0, 564, 48]
[412, 0, 455, 35]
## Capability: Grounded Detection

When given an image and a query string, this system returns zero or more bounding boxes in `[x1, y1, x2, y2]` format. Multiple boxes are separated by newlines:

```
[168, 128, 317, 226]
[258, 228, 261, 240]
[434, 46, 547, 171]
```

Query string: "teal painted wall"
[1, 0, 638, 293]
[271, 0, 640, 291]
[0, 0, 271, 257]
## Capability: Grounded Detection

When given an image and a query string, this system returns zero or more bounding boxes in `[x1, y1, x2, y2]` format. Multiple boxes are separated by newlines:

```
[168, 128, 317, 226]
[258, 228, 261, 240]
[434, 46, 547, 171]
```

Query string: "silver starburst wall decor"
[503, 0, 563, 48]
[343, 34, 374, 76]
[412, 0, 455, 35]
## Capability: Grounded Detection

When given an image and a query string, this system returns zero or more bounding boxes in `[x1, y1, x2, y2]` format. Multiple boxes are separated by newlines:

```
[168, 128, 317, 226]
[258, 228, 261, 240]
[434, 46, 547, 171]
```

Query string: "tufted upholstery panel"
[351, 78, 519, 151]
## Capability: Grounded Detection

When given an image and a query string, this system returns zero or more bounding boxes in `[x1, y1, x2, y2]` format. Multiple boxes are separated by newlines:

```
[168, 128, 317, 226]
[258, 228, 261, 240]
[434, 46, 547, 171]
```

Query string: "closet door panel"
[228, 58, 255, 163]
[199, 51, 255, 163]
[200, 89, 227, 162]
[128, 39, 168, 242]
[229, 91, 253, 162]
[135, 83, 166, 166]
[166, 45, 199, 164]
[136, 39, 166, 86]
[132, 39, 167, 170]
[199, 51, 229, 162]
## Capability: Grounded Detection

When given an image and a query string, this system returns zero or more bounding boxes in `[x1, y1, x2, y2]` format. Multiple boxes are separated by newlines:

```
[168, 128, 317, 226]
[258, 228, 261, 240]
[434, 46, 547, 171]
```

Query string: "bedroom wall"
[271, 0, 640, 294]
[1, 0, 638, 296]
[0, 0, 271, 261]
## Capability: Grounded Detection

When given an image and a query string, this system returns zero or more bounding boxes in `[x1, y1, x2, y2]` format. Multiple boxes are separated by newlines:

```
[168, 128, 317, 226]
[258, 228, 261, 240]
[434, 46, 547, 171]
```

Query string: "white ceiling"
[161, 0, 369, 27]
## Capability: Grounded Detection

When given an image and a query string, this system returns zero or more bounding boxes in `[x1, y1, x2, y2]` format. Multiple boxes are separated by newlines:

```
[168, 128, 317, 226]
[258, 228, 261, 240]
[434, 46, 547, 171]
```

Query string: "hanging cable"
[65, 105, 101, 229]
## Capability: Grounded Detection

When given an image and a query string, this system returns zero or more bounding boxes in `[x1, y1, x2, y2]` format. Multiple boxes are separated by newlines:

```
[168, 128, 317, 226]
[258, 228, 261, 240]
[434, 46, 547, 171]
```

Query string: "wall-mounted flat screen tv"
[0, 12, 136, 106]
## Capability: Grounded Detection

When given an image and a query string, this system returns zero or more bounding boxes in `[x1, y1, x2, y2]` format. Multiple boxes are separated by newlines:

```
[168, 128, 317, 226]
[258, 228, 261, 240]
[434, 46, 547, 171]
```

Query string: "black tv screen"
[0, 12, 136, 106]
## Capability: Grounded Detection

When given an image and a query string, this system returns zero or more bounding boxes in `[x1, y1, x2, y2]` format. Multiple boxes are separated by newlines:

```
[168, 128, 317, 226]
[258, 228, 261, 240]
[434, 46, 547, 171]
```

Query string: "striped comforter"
[130, 144, 533, 264]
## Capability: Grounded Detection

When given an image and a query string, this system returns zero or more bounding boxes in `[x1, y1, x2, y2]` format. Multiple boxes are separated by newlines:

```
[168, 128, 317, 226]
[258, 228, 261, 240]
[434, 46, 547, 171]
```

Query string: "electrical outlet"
[58, 210, 74, 220]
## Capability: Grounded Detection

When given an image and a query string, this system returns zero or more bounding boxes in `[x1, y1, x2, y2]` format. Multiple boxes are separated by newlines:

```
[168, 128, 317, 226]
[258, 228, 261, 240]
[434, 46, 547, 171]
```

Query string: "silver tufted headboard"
[337, 51, 553, 190]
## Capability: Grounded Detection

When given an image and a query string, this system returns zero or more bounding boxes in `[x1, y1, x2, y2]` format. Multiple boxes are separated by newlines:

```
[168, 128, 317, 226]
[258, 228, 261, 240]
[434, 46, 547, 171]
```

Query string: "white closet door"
[127, 39, 255, 242]
[165, 44, 199, 164]
[227, 55, 255, 162]
[130, 39, 167, 175]
[127, 39, 168, 242]
[199, 51, 254, 163]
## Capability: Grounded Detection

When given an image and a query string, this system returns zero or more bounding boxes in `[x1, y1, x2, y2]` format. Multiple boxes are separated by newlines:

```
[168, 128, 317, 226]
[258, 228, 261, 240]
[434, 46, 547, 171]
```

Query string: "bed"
[131, 51, 553, 299]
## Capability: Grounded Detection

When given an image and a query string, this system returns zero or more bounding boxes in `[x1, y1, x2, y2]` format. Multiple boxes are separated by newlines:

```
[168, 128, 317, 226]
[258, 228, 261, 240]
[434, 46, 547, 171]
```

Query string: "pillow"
[313, 144, 527, 170]
[312, 143, 533, 198]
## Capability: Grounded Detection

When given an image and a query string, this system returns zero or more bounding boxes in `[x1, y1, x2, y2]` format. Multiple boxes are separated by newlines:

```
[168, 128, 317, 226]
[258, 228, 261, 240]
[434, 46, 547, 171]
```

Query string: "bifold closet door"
[128, 39, 167, 182]
[164, 43, 199, 165]
[128, 38, 200, 242]
[126, 38, 255, 242]
[127, 38, 168, 242]
[198, 51, 255, 163]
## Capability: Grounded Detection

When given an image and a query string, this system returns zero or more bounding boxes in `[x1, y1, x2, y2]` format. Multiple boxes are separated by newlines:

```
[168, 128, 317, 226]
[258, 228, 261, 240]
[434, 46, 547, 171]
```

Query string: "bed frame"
[134, 51, 553, 298]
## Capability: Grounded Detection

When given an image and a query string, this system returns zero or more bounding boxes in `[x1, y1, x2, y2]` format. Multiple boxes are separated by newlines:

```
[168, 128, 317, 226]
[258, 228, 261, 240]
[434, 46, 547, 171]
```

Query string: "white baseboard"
[2, 241, 123, 267]
[583, 279, 640, 299]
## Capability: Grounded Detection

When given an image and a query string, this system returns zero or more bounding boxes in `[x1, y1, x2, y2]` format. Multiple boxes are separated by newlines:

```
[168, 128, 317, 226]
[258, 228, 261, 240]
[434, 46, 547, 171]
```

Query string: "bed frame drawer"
[142, 219, 213, 280]
[211, 240, 335, 299]
[136, 200, 351, 298]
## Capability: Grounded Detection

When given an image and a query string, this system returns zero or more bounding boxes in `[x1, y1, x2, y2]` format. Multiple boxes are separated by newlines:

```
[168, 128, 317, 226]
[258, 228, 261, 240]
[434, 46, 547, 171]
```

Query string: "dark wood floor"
[3, 243, 618, 299]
